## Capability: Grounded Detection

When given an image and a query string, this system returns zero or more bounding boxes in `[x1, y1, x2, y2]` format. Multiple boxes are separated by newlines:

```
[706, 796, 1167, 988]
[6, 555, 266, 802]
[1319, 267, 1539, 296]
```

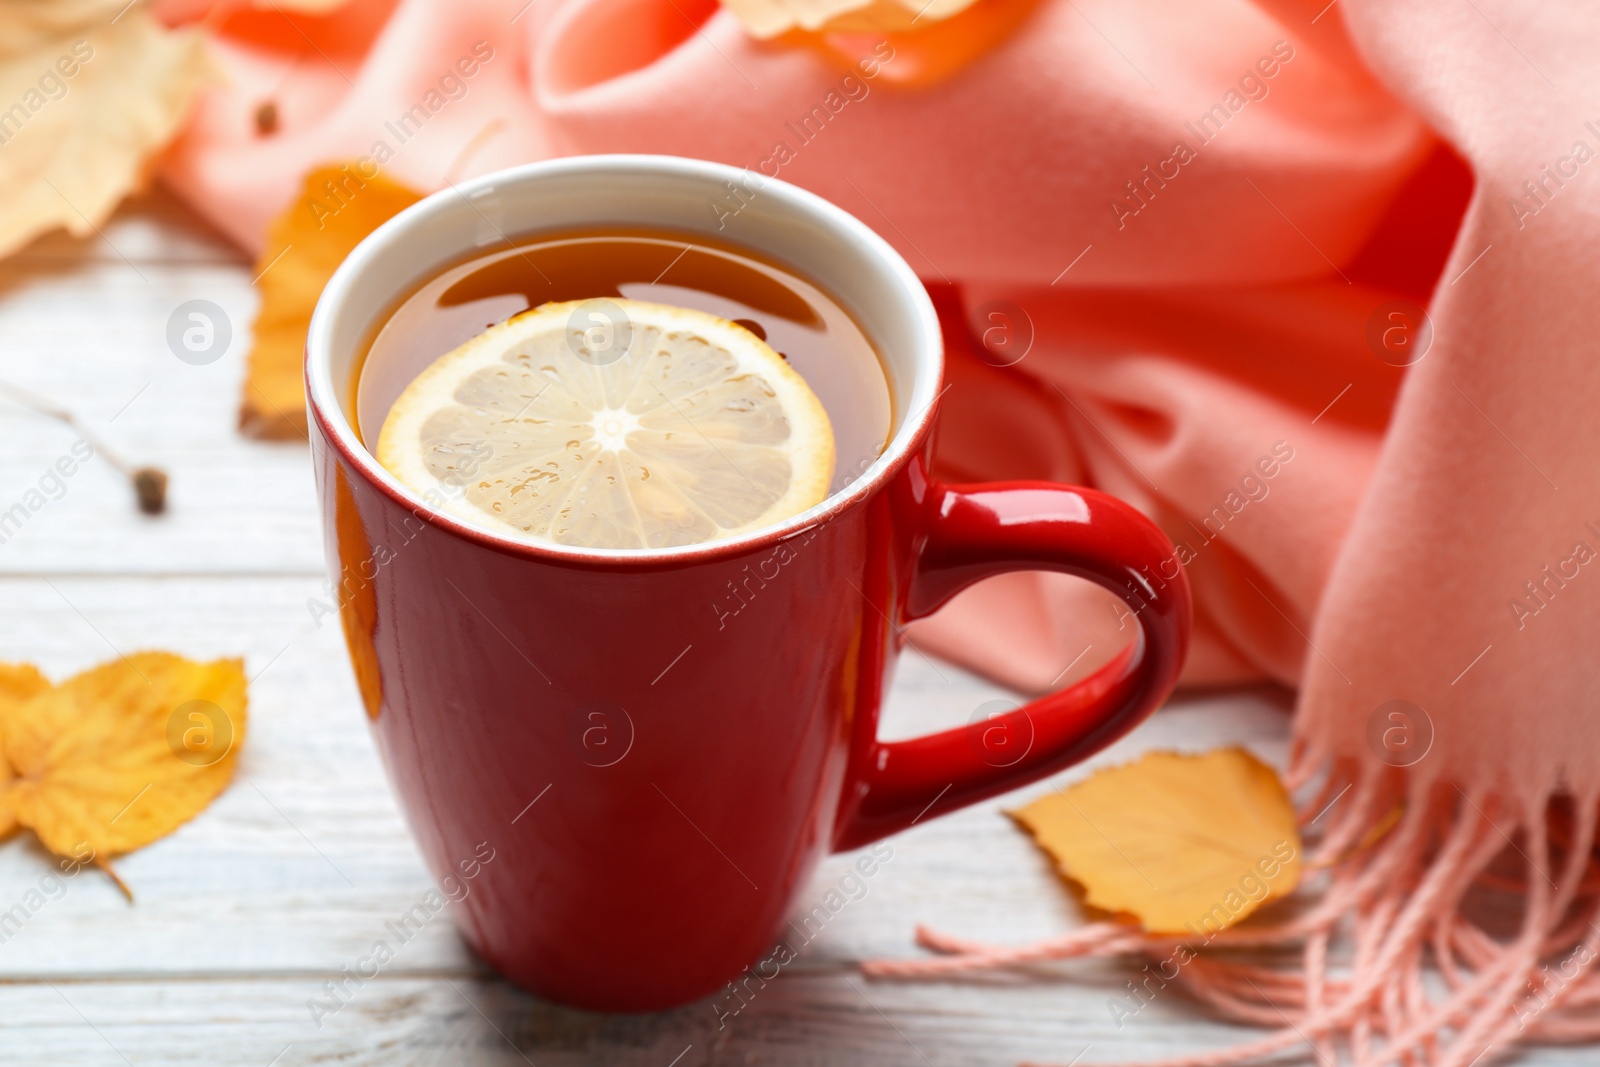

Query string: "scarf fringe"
[861, 761, 1600, 1067]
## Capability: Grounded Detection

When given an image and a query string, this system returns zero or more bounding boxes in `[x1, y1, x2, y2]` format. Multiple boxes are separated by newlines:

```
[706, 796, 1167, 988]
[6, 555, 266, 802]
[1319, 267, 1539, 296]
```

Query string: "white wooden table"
[0, 192, 1582, 1066]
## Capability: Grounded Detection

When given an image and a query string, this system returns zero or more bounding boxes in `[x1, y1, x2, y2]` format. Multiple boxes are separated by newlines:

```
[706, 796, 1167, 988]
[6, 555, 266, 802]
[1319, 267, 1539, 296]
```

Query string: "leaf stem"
[95, 856, 135, 904]
[0, 378, 168, 513]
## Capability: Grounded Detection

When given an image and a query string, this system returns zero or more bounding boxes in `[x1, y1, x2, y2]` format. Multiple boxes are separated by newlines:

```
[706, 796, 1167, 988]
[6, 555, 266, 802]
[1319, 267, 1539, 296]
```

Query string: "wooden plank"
[6, 970, 1595, 1066]
[0, 193, 321, 577]
[0, 972, 1275, 1067]
[8, 188, 244, 267]
[0, 576, 456, 977]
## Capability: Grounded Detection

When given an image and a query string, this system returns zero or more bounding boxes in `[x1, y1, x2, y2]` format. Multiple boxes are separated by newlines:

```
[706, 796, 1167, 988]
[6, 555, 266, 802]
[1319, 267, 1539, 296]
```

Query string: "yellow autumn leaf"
[720, 0, 979, 38]
[0, 663, 48, 713]
[0, 0, 210, 258]
[264, 0, 355, 10]
[0, 653, 247, 858]
[241, 164, 423, 439]
[0, 663, 51, 837]
[1012, 748, 1302, 935]
[151, 0, 352, 26]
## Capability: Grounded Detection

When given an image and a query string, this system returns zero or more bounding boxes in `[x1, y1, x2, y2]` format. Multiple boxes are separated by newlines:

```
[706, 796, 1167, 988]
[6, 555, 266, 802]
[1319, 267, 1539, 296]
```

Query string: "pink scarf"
[158, 1, 1600, 1062]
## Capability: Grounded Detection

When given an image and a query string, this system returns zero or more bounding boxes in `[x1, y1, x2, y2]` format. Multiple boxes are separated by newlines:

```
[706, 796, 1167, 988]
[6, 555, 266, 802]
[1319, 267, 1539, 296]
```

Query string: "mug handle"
[831, 480, 1192, 851]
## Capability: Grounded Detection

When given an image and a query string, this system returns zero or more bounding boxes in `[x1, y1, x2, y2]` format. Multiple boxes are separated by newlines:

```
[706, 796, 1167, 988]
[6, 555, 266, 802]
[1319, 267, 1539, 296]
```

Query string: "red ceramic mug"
[306, 155, 1190, 1012]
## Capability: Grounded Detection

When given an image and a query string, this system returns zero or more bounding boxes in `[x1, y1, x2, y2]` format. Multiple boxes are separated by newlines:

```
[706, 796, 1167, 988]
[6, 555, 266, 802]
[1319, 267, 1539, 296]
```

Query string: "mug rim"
[305, 154, 943, 565]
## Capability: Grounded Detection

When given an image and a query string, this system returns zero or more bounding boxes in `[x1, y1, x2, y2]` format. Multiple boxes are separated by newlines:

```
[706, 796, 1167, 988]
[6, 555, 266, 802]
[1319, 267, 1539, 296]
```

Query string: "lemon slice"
[376, 298, 836, 549]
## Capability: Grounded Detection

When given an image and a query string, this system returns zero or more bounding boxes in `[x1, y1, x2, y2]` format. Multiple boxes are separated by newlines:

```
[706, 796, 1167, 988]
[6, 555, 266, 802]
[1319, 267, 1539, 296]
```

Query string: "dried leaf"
[0, 663, 50, 837]
[155, 0, 355, 21]
[241, 164, 423, 439]
[0, 653, 247, 858]
[0, 663, 49, 713]
[789, 0, 1044, 89]
[721, 0, 980, 38]
[265, 0, 357, 10]
[0, 1, 210, 258]
[1012, 748, 1302, 935]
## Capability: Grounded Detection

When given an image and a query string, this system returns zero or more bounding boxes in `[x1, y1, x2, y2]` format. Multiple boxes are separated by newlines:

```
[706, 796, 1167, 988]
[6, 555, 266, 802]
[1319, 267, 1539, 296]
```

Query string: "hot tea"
[353, 228, 893, 549]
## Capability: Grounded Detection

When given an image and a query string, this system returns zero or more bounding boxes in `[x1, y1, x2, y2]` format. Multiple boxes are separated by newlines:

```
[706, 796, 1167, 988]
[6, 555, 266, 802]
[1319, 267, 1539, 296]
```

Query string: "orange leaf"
[795, 0, 1045, 89]
[1011, 748, 1302, 935]
[0, 654, 247, 859]
[0, 3, 211, 258]
[0, 663, 50, 837]
[722, 0, 980, 37]
[241, 164, 423, 439]
[0, 663, 49, 713]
